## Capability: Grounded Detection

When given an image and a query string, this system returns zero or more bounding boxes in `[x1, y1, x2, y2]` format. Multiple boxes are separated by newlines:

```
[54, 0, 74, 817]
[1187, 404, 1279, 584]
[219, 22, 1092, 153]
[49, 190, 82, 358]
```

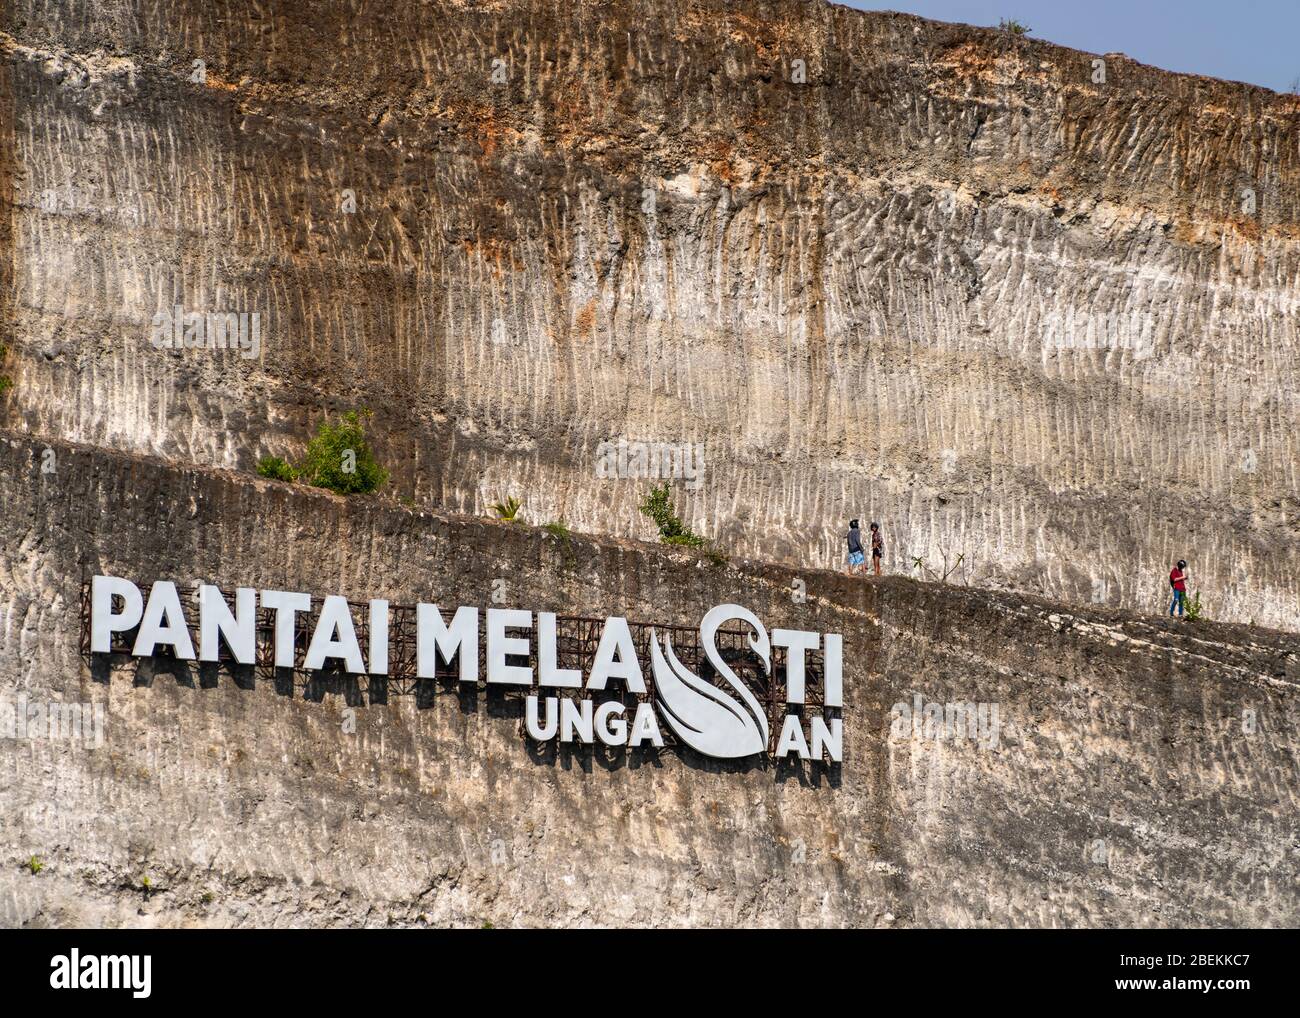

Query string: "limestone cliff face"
[1, 432, 1297, 927]
[2, 1, 1299, 627]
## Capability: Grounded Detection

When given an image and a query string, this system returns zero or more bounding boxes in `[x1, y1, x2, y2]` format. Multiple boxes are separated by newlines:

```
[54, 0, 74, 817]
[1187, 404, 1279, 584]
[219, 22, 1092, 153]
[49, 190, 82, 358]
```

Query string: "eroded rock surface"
[1, 0, 1298, 626]
[0, 433, 1296, 927]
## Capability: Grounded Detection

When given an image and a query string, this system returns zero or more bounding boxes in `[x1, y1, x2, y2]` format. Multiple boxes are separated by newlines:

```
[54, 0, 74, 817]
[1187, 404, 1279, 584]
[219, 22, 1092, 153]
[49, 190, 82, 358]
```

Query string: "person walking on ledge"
[1169, 559, 1189, 618]
[846, 519, 865, 575]
[870, 521, 884, 576]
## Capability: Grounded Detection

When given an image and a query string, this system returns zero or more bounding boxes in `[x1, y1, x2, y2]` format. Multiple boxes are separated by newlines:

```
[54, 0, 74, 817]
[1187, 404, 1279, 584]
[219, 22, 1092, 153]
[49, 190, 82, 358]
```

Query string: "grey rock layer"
[1, 433, 1296, 927]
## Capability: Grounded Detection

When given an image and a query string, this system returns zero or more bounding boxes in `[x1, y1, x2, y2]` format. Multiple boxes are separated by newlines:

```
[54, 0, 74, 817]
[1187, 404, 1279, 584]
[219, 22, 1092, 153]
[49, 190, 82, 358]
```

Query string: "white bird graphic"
[650, 604, 770, 759]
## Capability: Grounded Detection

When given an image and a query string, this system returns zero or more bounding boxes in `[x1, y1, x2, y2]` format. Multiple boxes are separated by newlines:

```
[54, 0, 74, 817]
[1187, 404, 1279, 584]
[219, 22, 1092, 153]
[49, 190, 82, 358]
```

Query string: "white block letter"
[560, 698, 594, 742]
[629, 702, 664, 747]
[262, 590, 311, 668]
[526, 695, 558, 740]
[587, 617, 645, 692]
[810, 717, 842, 762]
[538, 612, 581, 688]
[369, 599, 389, 675]
[417, 605, 479, 683]
[595, 701, 627, 746]
[775, 714, 811, 760]
[305, 595, 366, 673]
[772, 629, 818, 704]
[487, 608, 532, 685]
[823, 633, 843, 707]
[133, 581, 196, 659]
[199, 586, 256, 664]
[91, 575, 144, 653]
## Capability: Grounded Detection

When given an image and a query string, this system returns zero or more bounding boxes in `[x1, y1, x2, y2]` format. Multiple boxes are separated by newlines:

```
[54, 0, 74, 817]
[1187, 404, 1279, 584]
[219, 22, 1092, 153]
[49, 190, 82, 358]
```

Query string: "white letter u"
[525, 695, 558, 741]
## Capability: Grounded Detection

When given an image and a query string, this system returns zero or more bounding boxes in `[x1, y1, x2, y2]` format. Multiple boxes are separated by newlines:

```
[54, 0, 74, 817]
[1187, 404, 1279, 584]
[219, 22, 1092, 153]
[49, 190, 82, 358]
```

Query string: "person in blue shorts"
[846, 519, 865, 575]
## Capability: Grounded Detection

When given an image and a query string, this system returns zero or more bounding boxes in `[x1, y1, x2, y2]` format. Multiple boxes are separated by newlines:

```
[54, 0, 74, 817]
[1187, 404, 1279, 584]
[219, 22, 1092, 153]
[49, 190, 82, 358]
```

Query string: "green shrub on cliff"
[252, 411, 388, 495]
[256, 455, 297, 483]
[297, 410, 389, 495]
[542, 519, 571, 540]
[0, 342, 12, 396]
[490, 496, 523, 522]
[639, 483, 710, 551]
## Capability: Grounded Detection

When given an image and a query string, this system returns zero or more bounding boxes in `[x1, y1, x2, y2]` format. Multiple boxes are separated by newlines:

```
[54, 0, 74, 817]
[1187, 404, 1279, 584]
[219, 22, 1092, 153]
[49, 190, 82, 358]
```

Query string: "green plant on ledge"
[542, 519, 571, 540]
[299, 409, 389, 495]
[639, 483, 723, 563]
[24, 855, 43, 875]
[255, 410, 389, 495]
[255, 455, 296, 482]
[1184, 591, 1205, 622]
[999, 18, 1030, 35]
[491, 495, 523, 522]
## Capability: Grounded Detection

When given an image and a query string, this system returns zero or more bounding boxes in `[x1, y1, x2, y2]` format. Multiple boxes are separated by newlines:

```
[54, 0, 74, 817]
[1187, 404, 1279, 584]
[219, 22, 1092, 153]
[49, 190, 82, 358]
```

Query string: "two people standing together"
[845, 519, 883, 577]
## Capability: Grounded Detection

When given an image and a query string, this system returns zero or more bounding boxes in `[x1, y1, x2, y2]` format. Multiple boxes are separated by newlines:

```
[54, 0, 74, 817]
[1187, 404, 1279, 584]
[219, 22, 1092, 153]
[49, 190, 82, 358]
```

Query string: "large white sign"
[89, 576, 843, 762]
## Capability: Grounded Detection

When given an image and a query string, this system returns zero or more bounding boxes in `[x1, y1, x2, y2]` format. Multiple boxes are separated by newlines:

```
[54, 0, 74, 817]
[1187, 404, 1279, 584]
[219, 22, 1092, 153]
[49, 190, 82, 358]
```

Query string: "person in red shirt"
[1169, 560, 1188, 618]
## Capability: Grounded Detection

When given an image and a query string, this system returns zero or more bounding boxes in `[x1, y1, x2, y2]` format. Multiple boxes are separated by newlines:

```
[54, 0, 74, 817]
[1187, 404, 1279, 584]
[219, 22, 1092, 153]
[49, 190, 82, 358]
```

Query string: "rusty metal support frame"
[80, 579, 845, 757]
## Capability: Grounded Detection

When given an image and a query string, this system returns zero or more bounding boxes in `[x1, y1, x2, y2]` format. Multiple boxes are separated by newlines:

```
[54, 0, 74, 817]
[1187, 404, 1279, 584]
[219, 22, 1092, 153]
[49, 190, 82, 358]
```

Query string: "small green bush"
[639, 483, 703, 543]
[999, 18, 1030, 35]
[25, 855, 43, 875]
[491, 496, 523, 522]
[256, 455, 296, 482]
[298, 409, 389, 495]
[639, 483, 722, 563]
[542, 519, 571, 540]
[1185, 591, 1205, 622]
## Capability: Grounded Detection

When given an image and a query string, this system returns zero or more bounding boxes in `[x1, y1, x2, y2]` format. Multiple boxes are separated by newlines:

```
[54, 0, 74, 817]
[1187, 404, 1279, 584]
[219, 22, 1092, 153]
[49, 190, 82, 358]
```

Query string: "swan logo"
[651, 604, 770, 758]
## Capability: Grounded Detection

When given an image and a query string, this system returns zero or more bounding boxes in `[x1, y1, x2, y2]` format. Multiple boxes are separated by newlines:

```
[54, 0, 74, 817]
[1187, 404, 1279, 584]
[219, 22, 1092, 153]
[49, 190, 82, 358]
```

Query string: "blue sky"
[842, 1, 1300, 93]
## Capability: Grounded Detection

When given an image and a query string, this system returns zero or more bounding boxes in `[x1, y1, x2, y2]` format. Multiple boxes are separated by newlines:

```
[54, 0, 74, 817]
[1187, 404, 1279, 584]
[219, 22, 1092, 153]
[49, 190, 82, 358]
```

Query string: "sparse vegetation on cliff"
[256, 455, 297, 482]
[640, 483, 725, 564]
[640, 482, 705, 548]
[491, 496, 523, 522]
[300, 410, 389, 495]
[999, 18, 1030, 36]
[255, 410, 389, 495]
[0, 343, 13, 396]
[912, 550, 967, 585]
[542, 519, 571, 540]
